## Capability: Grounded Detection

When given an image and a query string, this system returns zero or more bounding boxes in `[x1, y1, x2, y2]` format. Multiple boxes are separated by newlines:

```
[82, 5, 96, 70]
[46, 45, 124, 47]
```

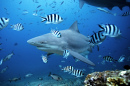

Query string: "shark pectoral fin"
[69, 50, 95, 66]
[79, 0, 85, 9]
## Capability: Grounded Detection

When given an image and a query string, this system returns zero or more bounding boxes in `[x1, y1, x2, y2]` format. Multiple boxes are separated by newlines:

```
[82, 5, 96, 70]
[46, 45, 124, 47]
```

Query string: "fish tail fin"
[10, 25, 13, 28]
[19, 77, 21, 80]
[113, 60, 117, 63]
[48, 72, 51, 77]
[12, 51, 15, 55]
[98, 24, 105, 31]
[97, 45, 99, 51]
[8, 80, 12, 83]
[115, 60, 118, 61]
[6, 66, 9, 68]
[41, 17, 46, 22]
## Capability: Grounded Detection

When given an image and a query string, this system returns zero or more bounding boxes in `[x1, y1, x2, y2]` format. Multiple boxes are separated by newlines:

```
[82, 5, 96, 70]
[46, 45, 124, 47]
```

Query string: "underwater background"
[0, 0, 130, 86]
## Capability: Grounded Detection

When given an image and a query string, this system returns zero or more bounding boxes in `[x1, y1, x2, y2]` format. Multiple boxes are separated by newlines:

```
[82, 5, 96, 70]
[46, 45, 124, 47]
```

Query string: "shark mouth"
[37, 46, 50, 49]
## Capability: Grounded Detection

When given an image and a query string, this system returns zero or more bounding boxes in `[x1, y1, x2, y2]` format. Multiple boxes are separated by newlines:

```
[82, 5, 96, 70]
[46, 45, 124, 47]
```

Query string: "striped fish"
[98, 24, 121, 37]
[41, 55, 48, 63]
[11, 23, 24, 31]
[90, 31, 106, 45]
[41, 14, 63, 24]
[103, 56, 117, 62]
[90, 31, 106, 51]
[63, 50, 70, 59]
[51, 29, 61, 38]
[122, 12, 130, 16]
[71, 69, 84, 77]
[0, 17, 9, 30]
[62, 66, 74, 73]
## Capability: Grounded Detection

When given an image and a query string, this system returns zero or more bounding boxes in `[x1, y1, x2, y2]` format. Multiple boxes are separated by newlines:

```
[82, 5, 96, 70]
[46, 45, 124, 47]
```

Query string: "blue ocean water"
[0, 0, 130, 86]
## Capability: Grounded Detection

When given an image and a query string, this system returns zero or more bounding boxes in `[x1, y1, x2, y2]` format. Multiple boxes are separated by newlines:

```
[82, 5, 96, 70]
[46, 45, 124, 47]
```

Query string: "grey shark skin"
[27, 21, 95, 66]
[79, 0, 130, 10]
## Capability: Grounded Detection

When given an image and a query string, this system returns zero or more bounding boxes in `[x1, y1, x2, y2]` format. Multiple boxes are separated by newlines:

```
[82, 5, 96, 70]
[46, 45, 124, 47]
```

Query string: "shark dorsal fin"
[69, 21, 80, 33]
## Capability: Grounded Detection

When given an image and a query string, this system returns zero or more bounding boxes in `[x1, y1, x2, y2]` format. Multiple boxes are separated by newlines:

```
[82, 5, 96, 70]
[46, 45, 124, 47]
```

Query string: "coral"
[84, 69, 130, 86]
[107, 77, 128, 86]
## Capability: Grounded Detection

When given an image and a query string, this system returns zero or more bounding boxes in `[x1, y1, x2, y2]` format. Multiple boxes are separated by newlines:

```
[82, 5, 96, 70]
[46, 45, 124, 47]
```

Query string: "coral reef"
[84, 69, 130, 86]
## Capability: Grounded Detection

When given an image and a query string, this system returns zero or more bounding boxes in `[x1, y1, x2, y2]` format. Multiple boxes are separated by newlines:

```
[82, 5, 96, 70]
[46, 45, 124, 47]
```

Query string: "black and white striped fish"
[0, 17, 9, 30]
[98, 24, 121, 37]
[41, 14, 63, 24]
[11, 23, 24, 31]
[103, 56, 117, 62]
[90, 31, 106, 51]
[51, 29, 61, 38]
[71, 69, 84, 77]
[90, 31, 106, 45]
[122, 12, 130, 16]
[61, 66, 74, 73]
[63, 50, 70, 59]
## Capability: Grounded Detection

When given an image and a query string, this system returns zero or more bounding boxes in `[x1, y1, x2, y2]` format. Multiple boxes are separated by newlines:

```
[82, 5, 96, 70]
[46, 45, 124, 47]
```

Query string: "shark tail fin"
[79, 0, 85, 9]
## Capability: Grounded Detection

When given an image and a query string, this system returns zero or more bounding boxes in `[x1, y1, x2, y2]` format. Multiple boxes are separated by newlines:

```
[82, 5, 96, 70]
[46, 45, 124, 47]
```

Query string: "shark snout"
[27, 39, 46, 47]
[27, 40, 31, 44]
[27, 39, 35, 45]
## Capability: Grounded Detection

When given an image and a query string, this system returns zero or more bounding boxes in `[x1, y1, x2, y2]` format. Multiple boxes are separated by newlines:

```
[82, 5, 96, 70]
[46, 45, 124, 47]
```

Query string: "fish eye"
[5, 18, 8, 20]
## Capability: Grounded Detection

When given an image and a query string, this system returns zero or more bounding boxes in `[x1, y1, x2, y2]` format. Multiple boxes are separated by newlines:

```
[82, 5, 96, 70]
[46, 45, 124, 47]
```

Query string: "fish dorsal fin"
[69, 21, 80, 33]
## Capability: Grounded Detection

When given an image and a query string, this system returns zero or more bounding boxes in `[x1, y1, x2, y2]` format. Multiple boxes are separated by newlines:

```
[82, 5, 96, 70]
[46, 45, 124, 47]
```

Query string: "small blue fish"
[118, 55, 125, 62]
[51, 29, 61, 38]
[11, 23, 24, 31]
[63, 50, 70, 59]
[0, 58, 3, 65]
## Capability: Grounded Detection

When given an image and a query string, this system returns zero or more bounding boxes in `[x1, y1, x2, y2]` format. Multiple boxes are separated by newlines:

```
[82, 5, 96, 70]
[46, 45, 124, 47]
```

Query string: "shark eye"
[41, 42, 44, 44]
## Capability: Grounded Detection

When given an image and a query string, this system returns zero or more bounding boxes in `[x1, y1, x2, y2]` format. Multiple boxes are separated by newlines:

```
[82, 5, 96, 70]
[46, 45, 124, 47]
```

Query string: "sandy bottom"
[0, 75, 84, 86]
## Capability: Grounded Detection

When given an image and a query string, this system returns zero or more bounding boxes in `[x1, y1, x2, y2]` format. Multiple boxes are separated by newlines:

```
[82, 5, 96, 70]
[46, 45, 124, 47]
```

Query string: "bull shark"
[79, 0, 130, 10]
[27, 21, 95, 66]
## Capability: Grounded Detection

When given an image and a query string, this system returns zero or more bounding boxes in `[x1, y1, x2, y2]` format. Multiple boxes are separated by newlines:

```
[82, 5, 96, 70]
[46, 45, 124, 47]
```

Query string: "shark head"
[27, 33, 66, 54]
[27, 21, 95, 66]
